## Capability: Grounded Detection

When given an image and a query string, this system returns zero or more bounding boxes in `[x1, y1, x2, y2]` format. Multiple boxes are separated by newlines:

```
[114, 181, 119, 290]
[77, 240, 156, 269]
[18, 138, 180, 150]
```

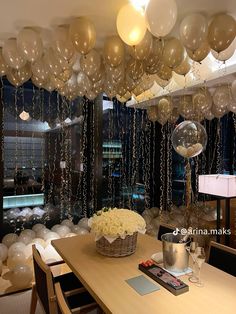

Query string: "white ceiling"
[0, 0, 236, 47]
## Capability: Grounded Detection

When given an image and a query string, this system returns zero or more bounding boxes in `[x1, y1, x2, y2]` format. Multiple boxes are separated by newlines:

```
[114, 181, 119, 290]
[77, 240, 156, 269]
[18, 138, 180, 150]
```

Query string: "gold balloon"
[168, 107, 179, 124]
[174, 56, 191, 76]
[7, 63, 31, 86]
[147, 106, 158, 122]
[156, 62, 172, 81]
[3, 38, 26, 69]
[13, 63, 32, 83]
[178, 95, 195, 119]
[77, 72, 92, 92]
[80, 49, 101, 77]
[162, 38, 185, 69]
[105, 62, 125, 85]
[50, 75, 65, 90]
[128, 31, 153, 61]
[86, 90, 97, 101]
[17, 28, 43, 62]
[0, 48, 9, 76]
[179, 14, 208, 52]
[143, 38, 164, 74]
[31, 75, 45, 88]
[103, 36, 125, 67]
[158, 98, 173, 119]
[211, 38, 235, 61]
[213, 85, 231, 110]
[208, 14, 236, 53]
[69, 17, 96, 55]
[212, 103, 228, 118]
[154, 75, 170, 88]
[186, 41, 210, 62]
[53, 25, 75, 62]
[193, 88, 212, 113]
[31, 57, 49, 81]
[127, 58, 144, 81]
[57, 68, 73, 83]
[7, 71, 22, 87]
[42, 78, 55, 92]
[116, 3, 147, 46]
[132, 84, 143, 97]
[44, 48, 63, 77]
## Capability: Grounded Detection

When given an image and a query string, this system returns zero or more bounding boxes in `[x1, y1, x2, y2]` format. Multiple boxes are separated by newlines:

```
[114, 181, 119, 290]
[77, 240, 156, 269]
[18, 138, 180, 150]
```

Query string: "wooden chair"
[55, 282, 100, 314]
[207, 241, 236, 277]
[157, 223, 175, 241]
[30, 245, 100, 314]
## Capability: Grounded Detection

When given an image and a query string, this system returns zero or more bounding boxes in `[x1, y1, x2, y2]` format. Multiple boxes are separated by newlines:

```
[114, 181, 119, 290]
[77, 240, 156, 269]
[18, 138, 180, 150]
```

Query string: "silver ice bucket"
[161, 233, 189, 273]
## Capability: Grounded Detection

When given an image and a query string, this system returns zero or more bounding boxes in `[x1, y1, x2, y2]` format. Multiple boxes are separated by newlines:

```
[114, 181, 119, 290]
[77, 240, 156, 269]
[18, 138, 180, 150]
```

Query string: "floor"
[0, 289, 44, 314]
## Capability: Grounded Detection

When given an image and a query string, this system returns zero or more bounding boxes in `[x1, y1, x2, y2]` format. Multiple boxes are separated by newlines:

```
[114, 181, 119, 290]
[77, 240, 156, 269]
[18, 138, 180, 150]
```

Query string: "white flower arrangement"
[88, 208, 146, 243]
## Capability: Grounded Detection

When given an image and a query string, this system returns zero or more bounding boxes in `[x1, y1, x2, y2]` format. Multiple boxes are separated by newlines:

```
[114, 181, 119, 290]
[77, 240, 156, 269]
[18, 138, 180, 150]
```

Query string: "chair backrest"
[32, 245, 58, 314]
[55, 282, 71, 314]
[208, 241, 236, 277]
[157, 223, 175, 241]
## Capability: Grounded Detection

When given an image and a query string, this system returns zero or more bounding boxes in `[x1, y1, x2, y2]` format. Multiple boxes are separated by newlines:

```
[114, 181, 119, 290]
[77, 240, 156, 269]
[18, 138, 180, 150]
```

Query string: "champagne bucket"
[161, 233, 189, 273]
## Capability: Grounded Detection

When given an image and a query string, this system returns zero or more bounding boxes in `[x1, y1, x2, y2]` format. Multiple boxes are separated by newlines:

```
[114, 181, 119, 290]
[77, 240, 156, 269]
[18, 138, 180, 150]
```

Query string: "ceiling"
[0, 0, 236, 107]
[0, 0, 236, 47]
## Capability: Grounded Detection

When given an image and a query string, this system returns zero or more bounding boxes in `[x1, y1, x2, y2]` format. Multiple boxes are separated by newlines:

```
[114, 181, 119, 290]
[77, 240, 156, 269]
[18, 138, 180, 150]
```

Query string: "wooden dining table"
[52, 234, 236, 314]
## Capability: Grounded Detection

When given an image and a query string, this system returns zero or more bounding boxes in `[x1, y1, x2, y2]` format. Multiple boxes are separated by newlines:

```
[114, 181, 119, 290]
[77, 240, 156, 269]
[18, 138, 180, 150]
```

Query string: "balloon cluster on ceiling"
[146, 83, 236, 125]
[0, 0, 235, 103]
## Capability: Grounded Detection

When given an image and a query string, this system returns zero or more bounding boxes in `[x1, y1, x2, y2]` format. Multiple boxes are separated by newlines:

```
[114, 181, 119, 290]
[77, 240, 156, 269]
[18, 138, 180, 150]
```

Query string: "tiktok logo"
[173, 228, 180, 236]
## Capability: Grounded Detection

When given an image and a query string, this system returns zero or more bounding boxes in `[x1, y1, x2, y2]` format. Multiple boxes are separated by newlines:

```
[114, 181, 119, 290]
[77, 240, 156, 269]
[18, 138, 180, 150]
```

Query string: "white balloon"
[20, 208, 33, 217]
[7, 251, 27, 270]
[33, 207, 45, 217]
[51, 224, 61, 233]
[77, 228, 89, 235]
[8, 242, 26, 257]
[145, 0, 177, 37]
[32, 223, 46, 233]
[44, 232, 60, 242]
[24, 243, 44, 260]
[18, 234, 32, 245]
[61, 219, 74, 228]
[9, 264, 33, 288]
[56, 226, 71, 238]
[20, 229, 36, 239]
[78, 218, 90, 230]
[42, 244, 62, 262]
[31, 238, 46, 248]
[0, 243, 8, 262]
[2, 234, 19, 248]
[65, 233, 77, 238]
[36, 228, 50, 239]
[211, 44, 235, 61]
[71, 225, 82, 234]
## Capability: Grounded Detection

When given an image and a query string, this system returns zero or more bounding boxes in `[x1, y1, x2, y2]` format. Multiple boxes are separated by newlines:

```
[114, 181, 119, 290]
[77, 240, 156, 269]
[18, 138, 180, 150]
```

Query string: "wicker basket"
[96, 232, 138, 257]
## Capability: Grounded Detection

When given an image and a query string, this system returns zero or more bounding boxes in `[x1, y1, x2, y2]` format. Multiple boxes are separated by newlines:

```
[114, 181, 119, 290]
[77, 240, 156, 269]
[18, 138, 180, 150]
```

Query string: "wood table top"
[52, 234, 236, 314]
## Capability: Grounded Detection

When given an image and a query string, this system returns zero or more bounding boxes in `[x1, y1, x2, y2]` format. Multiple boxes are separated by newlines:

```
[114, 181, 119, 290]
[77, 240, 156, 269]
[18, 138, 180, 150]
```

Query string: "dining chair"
[157, 223, 175, 241]
[207, 241, 236, 277]
[55, 282, 101, 314]
[30, 244, 100, 314]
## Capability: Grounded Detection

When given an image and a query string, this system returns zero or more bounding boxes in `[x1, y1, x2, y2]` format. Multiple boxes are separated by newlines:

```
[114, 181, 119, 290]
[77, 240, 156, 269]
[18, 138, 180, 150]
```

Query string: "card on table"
[126, 275, 160, 295]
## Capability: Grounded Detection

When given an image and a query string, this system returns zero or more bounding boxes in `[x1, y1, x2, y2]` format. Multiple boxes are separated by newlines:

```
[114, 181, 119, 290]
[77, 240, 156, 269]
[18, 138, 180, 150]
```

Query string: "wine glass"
[195, 247, 206, 287]
[186, 241, 199, 283]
